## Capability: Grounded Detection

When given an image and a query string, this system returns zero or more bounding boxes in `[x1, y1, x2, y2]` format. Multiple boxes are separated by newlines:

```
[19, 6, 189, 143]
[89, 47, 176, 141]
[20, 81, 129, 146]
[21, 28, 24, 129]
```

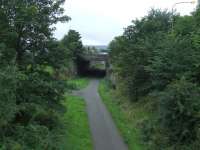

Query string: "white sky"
[54, 0, 197, 45]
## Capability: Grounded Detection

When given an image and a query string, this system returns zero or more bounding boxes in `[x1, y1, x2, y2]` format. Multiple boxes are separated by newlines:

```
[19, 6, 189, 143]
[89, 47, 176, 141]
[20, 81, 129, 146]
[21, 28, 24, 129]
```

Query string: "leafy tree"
[109, 8, 200, 149]
[0, 0, 70, 149]
[61, 30, 84, 62]
[109, 9, 172, 101]
[61, 30, 87, 76]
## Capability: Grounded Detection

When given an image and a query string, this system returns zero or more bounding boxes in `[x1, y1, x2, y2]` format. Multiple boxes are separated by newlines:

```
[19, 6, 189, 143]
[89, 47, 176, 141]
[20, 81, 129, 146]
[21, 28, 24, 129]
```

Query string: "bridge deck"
[82, 53, 109, 61]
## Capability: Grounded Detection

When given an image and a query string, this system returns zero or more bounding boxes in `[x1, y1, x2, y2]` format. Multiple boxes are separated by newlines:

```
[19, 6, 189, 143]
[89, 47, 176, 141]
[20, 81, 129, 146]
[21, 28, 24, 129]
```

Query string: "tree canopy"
[0, 0, 71, 149]
[109, 8, 200, 149]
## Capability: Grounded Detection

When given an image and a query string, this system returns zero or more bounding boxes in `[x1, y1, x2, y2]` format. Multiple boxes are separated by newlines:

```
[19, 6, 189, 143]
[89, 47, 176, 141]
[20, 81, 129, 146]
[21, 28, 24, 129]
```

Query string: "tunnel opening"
[84, 68, 106, 78]
[77, 57, 107, 78]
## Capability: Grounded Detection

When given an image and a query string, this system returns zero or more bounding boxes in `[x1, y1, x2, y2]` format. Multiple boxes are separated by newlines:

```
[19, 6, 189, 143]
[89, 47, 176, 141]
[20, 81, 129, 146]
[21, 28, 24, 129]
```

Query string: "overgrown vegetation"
[61, 95, 93, 150]
[109, 8, 200, 149]
[0, 0, 87, 149]
[61, 30, 90, 76]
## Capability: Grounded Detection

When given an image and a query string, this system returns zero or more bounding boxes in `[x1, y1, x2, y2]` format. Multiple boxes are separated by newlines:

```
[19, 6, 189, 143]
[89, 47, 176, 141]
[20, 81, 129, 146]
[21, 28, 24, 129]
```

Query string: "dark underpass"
[77, 56, 107, 78]
[83, 68, 106, 78]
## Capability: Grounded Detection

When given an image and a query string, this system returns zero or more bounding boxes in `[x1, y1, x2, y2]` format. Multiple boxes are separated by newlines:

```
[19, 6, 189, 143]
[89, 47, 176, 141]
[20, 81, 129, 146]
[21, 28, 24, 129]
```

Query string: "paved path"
[74, 79, 128, 150]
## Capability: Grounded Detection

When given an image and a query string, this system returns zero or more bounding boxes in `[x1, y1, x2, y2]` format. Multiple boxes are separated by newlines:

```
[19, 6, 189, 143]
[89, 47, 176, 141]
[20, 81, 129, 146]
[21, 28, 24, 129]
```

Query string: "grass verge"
[98, 80, 151, 150]
[61, 95, 93, 150]
[67, 77, 89, 90]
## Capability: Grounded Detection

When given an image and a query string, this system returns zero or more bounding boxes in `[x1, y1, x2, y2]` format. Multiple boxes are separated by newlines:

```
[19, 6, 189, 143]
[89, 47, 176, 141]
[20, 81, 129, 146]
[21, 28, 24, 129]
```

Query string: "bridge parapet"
[82, 53, 109, 62]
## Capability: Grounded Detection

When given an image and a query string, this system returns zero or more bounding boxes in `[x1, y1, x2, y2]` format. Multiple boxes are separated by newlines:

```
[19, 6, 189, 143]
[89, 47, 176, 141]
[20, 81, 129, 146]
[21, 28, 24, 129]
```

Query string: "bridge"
[81, 52, 110, 77]
[79, 52, 115, 85]
[82, 53, 109, 62]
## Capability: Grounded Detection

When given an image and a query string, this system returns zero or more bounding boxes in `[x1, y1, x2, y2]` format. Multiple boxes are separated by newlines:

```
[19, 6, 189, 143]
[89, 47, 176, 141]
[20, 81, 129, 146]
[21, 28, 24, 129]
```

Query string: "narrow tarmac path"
[74, 79, 128, 150]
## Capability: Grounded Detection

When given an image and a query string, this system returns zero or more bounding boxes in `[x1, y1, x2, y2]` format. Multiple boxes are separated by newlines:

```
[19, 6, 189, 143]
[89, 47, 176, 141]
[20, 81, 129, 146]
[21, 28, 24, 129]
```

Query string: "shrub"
[158, 78, 200, 148]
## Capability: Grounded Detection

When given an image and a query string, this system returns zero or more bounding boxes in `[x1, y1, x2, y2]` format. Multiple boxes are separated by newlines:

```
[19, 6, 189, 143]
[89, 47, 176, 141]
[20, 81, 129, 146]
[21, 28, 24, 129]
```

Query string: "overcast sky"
[54, 0, 197, 45]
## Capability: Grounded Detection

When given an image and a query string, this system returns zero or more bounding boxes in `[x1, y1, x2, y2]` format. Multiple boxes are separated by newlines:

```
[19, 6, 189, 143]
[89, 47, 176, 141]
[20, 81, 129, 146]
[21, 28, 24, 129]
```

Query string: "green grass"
[91, 63, 105, 70]
[61, 95, 93, 150]
[98, 80, 151, 150]
[45, 66, 54, 74]
[67, 77, 90, 90]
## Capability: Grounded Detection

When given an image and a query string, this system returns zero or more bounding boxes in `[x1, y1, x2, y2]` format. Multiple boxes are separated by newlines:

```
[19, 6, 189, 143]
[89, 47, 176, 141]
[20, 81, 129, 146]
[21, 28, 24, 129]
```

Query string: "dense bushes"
[109, 8, 200, 149]
[110, 9, 172, 101]
[0, 0, 70, 149]
[158, 79, 200, 147]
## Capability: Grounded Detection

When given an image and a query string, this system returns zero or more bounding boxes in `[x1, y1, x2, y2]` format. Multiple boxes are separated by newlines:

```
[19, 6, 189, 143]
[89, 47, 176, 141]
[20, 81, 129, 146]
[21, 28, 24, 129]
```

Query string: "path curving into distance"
[74, 79, 128, 150]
